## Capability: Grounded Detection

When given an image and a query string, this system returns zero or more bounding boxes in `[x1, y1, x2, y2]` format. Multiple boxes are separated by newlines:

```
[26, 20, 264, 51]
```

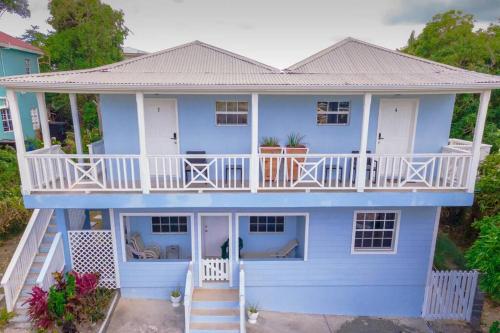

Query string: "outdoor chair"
[184, 150, 208, 183]
[129, 233, 161, 259]
[352, 150, 378, 184]
[241, 239, 299, 259]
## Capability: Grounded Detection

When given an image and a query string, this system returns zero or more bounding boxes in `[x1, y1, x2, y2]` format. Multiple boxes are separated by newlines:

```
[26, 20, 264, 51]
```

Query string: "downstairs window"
[352, 211, 399, 253]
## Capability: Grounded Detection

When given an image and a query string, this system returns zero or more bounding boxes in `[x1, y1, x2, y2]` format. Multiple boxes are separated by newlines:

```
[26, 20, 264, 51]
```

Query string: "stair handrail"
[184, 261, 194, 333]
[1, 209, 54, 311]
[36, 232, 65, 291]
[239, 262, 245, 333]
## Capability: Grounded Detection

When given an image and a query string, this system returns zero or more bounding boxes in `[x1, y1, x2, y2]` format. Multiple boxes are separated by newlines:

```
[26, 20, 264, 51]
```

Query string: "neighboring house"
[122, 46, 148, 59]
[1, 38, 499, 331]
[0, 31, 42, 145]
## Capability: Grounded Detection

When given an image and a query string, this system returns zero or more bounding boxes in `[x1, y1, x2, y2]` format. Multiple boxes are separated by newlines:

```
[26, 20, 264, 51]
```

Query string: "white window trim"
[215, 100, 249, 126]
[248, 215, 286, 234]
[316, 100, 351, 126]
[119, 212, 195, 263]
[350, 210, 400, 255]
[235, 212, 309, 262]
[151, 216, 189, 235]
[24, 58, 31, 74]
[1, 108, 14, 132]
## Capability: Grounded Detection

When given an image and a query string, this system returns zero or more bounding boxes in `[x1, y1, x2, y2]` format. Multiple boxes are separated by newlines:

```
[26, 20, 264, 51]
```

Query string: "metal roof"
[0, 31, 43, 55]
[1, 38, 499, 92]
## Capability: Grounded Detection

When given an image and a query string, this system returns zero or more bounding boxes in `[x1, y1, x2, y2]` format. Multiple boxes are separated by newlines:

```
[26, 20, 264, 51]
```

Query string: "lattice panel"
[68, 230, 117, 289]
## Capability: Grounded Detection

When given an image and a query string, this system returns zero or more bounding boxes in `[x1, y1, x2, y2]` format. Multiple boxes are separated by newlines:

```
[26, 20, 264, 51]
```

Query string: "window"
[352, 211, 399, 252]
[249, 216, 285, 233]
[1, 108, 13, 132]
[152, 216, 188, 233]
[31, 108, 40, 130]
[24, 59, 31, 74]
[216, 101, 248, 125]
[317, 101, 350, 125]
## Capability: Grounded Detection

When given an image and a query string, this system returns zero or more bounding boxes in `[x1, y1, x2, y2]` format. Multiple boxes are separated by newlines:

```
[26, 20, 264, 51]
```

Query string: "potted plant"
[170, 288, 182, 307]
[285, 133, 308, 181]
[259, 137, 282, 181]
[247, 304, 259, 324]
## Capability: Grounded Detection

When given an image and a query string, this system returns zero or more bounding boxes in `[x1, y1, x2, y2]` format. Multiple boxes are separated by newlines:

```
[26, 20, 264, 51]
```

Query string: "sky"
[0, 0, 498, 69]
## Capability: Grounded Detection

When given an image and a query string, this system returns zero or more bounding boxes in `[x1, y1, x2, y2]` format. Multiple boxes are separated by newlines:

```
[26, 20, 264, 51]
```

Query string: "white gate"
[202, 258, 229, 281]
[423, 270, 479, 321]
[68, 230, 117, 288]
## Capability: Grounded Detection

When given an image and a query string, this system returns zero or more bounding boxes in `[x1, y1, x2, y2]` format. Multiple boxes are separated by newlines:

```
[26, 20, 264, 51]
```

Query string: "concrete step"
[47, 224, 58, 233]
[191, 315, 239, 323]
[16, 297, 30, 309]
[39, 243, 51, 254]
[190, 322, 239, 332]
[191, 308, 239, 317]
[25, 272, 39, 285]
[202, 282, 232, 289]
[9, 313, 29, 324]
[42, 232, 56, 244]
[33, 253, 48, 263]
[20, 284, 34, 297]
[193, 289, 238, 302]
[29, 262, 43, 274]
[192, 301, 239, 309]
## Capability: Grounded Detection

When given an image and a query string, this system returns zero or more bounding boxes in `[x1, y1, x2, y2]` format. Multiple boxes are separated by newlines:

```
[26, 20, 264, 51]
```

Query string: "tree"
[0, 0, 30, 18]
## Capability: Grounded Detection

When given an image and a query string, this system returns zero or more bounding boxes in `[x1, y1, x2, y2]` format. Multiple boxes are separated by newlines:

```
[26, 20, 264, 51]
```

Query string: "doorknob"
[171, 132, 177, 140]
[378, 133, 384, 140]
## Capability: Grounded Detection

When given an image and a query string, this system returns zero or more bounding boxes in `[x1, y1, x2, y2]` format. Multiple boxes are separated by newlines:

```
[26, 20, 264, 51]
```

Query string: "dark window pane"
[216, 114, 227, 124]
[238, 114, 248, 124]
[376, 213, 385, 220]
[338, 114, 348, 124]
[152, 225, 161, 233]
[317, 102, 327, 112]
[327, 114, 338, 124]
[152, 216, 160, 224]
[374, 231, 383, 238]
[354, 239, 362, 247]
[355, 231, 363, 238]
[373, 239, 382, 247]
[339, 101, 350, 110]
[276, 223, 284, 232]
[179, 216, 187, 224]
[317, 114, 328, 124]
[363, 231, 373, 238]
[277, 216, 284, 223]
[362, 239, 372, 247]
[250, 223, 257, 232]
[258, 216, 266, 224]
[356, 221, 364, 229]
[383, 231, 393, 238]
[375, 221, 383, 229]
[180, 224, 188, 233]
[268, 216, 276, 224]
[250, 216, 258, 223]
[382, 239, 392, 248]
[328, 102, 338, 111]
[170, 224, 179, 232]
[161, 224, 169, 233]
[227, 101, 237, 112]
[365, 221, 374, 229]
[267, 223, 276, 232]
[357, 213, 365, 220]
[226, 114, 237, 124]
[385, 221, 394, 229]
[258, 223, 267, 232]
[366, 213, 375, 220]
[238, 102, 248, 112]
[386, 213, 396, 220]
[170, 216, 178, 224]
[216, 101, 226, 112]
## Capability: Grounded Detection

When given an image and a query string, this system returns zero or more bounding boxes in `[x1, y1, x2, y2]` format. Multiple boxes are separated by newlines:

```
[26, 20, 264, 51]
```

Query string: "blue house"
[1, 38, 499, 332]
[0, 31, 42, 144]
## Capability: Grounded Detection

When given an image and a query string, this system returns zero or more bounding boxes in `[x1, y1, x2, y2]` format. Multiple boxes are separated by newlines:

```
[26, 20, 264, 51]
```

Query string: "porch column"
[467, 90, 491, 193]
[36, 92, 51, 147]
[6, 89, 31, 194]
[250, 93, 259, 193]
[69, 93, 83, 155]
[356, 93, 372, 192]
[55, 209, 72, 270]
[136, 92, 151, 194]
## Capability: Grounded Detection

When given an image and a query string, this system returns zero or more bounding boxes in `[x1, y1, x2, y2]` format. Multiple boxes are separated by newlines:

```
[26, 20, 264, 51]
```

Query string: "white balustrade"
[36, 232, 65, 291]
[202, 258, 229, 281]
[184, 261, 194, 333]
[239, 263, 246, 333]
[366, 153, 472, 190]
[259, 153, 357, 190]
[1, 209, 54, 311]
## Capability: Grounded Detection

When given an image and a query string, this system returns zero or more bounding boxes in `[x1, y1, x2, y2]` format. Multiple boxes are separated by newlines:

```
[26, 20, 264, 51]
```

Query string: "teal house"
[0, 31, 42, 144]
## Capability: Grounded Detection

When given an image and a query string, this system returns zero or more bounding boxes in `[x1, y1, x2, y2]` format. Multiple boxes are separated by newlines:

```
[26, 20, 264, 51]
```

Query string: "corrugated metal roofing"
[0, 31, 43, 55]
[1, 38, 499, 91]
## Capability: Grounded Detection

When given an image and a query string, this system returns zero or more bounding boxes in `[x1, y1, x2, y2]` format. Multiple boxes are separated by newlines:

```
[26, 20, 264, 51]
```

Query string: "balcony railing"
[23, 148, 473, 194]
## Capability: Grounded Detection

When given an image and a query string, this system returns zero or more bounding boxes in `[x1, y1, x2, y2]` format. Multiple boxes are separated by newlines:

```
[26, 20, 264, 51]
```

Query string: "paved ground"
[106, 298, 476, 333]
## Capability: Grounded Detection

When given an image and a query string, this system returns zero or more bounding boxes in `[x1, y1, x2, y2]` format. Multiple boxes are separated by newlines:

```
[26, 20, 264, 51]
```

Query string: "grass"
[434, 232, 467, 270]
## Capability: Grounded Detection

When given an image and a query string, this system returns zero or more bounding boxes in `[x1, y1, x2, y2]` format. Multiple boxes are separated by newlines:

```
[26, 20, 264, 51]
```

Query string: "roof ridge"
[284, 38, 353, 71]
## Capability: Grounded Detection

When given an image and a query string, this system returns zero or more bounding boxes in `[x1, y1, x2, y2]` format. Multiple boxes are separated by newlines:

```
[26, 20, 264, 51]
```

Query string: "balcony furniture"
[166, 245, 180, 259]
[184, 150, 208, 182]
[129, 233, 161, 259]
[324, 164, 343, 183]
[352, 150, 378, 184]
[225, 164, 242, 182]
[241, 239, 299, 259]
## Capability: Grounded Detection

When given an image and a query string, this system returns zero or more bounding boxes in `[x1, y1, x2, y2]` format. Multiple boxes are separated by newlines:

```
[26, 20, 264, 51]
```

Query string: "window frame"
[215, 100, 249, 126]
[151, 215, 189, 234]
[316, 100, 351, 126]
[24, 58, 31, 74]
[248, 215, 286, 234]
[351, 210, 400, 255]
[1, 108, 14, 132]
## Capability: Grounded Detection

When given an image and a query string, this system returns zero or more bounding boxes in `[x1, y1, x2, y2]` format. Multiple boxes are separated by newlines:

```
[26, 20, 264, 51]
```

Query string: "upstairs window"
[24, 59, 31, 74]
[216, 101, 248, 125]
[152, 216, 188, 233]
[249, 216, 285, 233]
[317, 101, 350, 125]
[352, 211, 399, 253]
[1, 108, 13, 132]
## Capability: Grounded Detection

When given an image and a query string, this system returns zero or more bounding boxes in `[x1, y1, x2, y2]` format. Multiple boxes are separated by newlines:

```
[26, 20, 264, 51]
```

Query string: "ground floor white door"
[200, 215, 231, 283]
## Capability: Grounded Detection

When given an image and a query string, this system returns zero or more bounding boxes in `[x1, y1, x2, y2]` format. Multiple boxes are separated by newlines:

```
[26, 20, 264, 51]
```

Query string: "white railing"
[36, 232, 65, 291]
[184, 261, 194, 333]
[26, 154, 142, 192]
[423, 270, 479, 321]
[365, 153, 472, 190]
[444, 139, 491, 162]
[259, 153, 357, 190]
[239, 263, 246, 333]
[1, 209, 54, 311]
[148, 154, 250, 191]
[202, 258, 229, 281]
[88, 139, 105, 155]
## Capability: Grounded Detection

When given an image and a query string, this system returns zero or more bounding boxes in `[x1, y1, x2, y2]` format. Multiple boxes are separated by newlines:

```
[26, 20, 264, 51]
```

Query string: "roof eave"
[0, 42, 44, 56]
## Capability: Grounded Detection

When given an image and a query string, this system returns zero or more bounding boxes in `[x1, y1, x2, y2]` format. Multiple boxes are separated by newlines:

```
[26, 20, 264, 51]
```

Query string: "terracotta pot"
[285, 146, 308, 181]
[260, 146, 282, 181]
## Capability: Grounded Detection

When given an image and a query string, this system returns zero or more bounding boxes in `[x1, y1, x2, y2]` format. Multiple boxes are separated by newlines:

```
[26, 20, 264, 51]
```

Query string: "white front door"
[376, 99, 418, 154]
[202, 216, 229, 258]
[144, 98, 178, 155]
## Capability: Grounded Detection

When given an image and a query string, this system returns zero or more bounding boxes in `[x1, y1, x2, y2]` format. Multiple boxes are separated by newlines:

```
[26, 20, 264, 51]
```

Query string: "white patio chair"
[129, 233, 161, 259]
[242, 239, 299, 259]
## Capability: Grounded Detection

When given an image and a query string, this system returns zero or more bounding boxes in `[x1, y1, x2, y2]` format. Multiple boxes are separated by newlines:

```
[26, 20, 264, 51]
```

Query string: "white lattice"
[68, 230, 117, 289]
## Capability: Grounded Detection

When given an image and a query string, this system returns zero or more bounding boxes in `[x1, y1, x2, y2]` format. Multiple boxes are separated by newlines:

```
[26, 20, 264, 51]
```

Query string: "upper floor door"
[144, 98, 179, 156]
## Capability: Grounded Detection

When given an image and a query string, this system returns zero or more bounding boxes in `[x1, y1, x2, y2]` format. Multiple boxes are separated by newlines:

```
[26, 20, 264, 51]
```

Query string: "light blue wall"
[0, 48, 39, 141]
[128, 215, 192, 259]
[109, 206, 437, 316]
[99, 94, 455, 155]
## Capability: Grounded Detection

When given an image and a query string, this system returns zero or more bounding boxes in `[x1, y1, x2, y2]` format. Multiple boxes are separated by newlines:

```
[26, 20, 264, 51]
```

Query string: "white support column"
[36, 92, 51, 147]
[467, 90, 491, 192]
[356, 93, 372, 192]
[69, 93, 83, 155]
[250, 93, 259, 193]
[136, 92, 151, 194]
[6, 89, 31, 194]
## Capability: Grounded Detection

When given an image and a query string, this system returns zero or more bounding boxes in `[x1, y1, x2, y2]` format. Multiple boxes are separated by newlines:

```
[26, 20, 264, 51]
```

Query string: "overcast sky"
[0, 0, 498, 68]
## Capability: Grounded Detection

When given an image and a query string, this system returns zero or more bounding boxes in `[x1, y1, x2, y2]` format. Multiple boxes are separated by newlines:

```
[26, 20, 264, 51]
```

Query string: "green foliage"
[0, 307, 15, 329]
[465, 214, 500, 302]
[82, 101, 99, 130]
[82, 288, 114, 323]
[0, 0, 30, 18]
[286, 133, 306, 147]
[490, 321, 499, 333]
[434, 233, 466, 270]
[48, 287, 66, 319]
[476, 153, 500, 216]
[260, 137, 280, 147]
[402, 10, 500, 151]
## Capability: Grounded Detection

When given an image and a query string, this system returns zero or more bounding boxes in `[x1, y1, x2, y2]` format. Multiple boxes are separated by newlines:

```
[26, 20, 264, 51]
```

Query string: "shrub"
[434, 233, 466, 270]
[0, 307, 15, 329]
